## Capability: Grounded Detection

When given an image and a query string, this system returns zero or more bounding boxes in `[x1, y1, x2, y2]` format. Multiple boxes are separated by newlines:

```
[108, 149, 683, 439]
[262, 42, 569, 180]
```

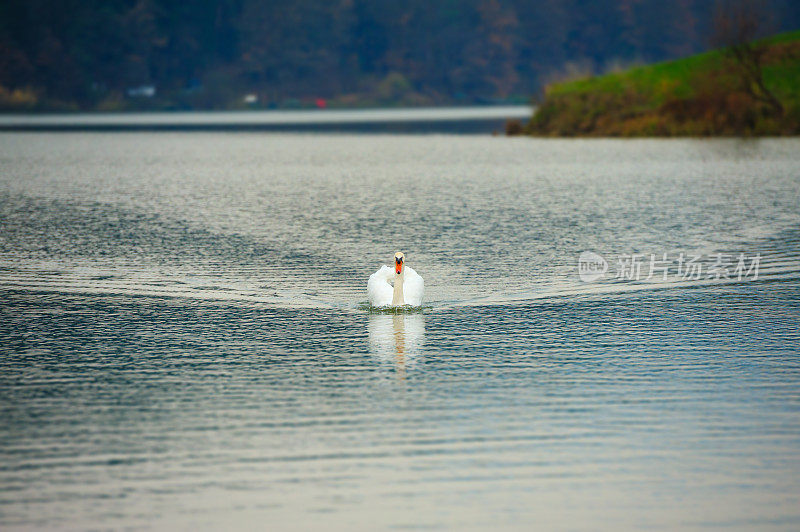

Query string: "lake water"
[0, 106, 532, 134]
[1, 133, 799, 530]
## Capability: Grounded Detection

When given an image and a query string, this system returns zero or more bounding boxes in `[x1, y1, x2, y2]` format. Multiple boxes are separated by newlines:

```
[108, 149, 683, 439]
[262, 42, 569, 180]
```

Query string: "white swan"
[367, 252, 424, 307]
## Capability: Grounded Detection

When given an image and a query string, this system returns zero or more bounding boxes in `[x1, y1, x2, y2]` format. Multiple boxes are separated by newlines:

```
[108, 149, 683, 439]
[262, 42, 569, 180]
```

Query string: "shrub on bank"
[525, 31, 800, 136]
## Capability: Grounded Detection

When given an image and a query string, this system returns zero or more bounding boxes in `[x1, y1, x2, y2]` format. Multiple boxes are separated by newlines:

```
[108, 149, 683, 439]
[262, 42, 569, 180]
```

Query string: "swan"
[367, 252, 424, 307]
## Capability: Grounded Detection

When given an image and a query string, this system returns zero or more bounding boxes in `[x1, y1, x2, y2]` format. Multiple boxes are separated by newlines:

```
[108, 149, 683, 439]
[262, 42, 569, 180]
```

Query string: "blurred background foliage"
[1, 0, 799, 111]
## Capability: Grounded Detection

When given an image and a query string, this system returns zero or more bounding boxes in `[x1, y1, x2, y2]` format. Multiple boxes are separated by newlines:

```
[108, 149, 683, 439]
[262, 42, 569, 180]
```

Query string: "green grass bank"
[525, 31, 800, 136]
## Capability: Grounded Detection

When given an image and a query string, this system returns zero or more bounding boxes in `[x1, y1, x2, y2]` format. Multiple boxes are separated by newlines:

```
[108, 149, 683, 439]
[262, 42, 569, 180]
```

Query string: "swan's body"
[368, 253, 424, 307]
[367, 265, 424, 307]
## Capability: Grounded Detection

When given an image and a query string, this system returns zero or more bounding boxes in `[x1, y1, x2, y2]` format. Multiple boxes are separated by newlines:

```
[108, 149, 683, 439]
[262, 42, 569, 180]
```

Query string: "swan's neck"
[392, 272, 405, 306]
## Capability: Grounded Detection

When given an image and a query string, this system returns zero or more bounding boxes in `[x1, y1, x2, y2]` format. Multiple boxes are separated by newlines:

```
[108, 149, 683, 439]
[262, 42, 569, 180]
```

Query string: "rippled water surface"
[1, 133, 800, 530]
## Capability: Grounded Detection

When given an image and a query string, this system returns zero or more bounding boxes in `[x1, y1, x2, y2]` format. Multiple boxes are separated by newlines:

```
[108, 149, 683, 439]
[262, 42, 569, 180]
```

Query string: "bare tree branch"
[713, 0, 783, 115]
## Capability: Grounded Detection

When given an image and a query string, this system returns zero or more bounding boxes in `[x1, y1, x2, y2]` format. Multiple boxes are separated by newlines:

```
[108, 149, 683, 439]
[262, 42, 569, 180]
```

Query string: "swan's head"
[394, 252, 405, 275]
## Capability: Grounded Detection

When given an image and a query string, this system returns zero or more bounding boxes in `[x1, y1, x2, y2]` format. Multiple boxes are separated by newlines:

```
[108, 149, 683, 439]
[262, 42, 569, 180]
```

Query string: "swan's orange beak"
[395, 258, 403, 274]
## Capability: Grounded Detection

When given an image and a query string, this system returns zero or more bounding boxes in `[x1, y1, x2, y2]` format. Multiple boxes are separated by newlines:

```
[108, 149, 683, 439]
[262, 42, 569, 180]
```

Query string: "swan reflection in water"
[368, 313, 425, 375]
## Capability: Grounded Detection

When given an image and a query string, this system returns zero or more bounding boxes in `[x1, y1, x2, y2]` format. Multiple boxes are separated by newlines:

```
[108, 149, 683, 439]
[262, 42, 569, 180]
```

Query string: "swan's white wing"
[367, 265, 393, 307]
[402, 266, 424, 307]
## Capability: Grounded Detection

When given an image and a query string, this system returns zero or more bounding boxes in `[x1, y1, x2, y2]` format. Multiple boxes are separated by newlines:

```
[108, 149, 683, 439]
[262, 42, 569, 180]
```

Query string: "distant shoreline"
[0, 106, 532, 134]
[520, 31, 800, 137]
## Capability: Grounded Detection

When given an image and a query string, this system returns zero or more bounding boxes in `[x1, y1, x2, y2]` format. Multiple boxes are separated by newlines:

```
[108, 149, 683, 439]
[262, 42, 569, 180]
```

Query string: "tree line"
[1, 0, 798, 110]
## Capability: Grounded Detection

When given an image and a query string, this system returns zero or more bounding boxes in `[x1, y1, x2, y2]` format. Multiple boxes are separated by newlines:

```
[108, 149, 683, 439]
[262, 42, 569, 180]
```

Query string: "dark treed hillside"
[1, 0, 799, 111]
